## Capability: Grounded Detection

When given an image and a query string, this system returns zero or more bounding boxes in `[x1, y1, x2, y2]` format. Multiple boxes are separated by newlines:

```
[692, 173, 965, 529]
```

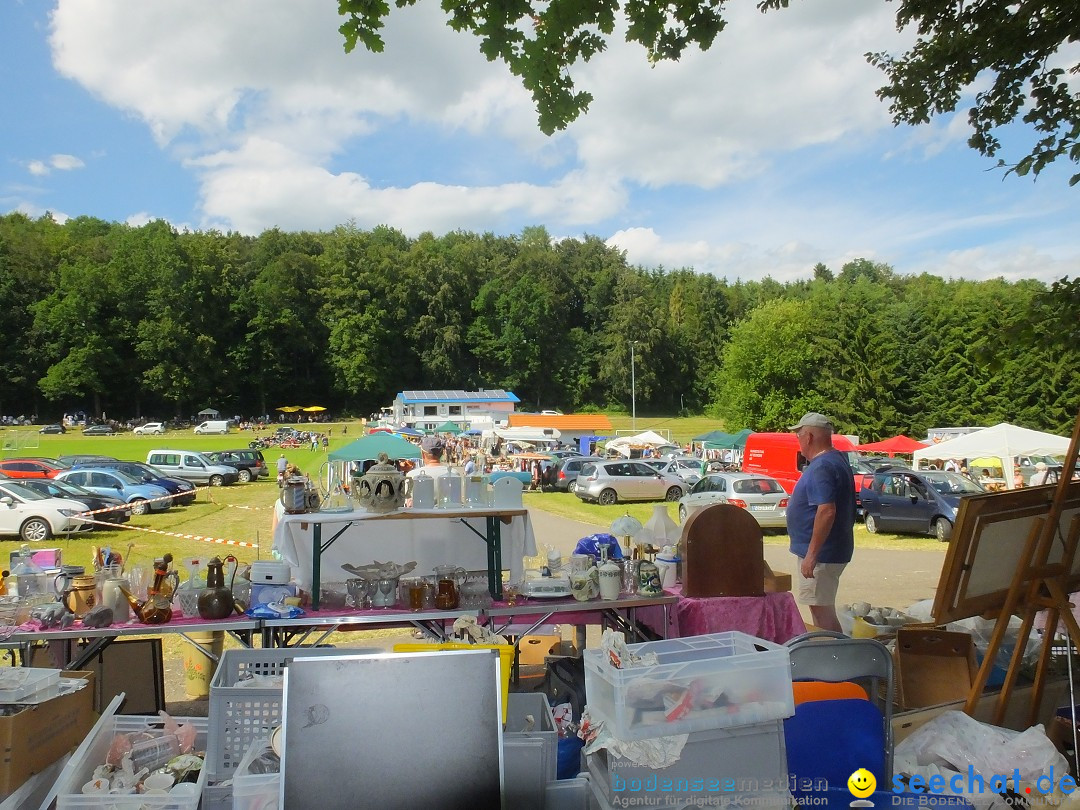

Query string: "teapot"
[197, 556, 239, 620]
[355, 453, 408, 513]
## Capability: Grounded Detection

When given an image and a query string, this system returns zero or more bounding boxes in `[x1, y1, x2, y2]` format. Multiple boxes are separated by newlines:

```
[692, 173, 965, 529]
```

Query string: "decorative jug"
[280, 476, 309, 513]
[435, 578, 459, 610]
[54, 565, 86, 600]
[598, 548, 622, 601]
[197, 556, 238, 620]
[355, 453, 408, 513]
[62, 574, 99, 618]
[637, 560, 663, 596]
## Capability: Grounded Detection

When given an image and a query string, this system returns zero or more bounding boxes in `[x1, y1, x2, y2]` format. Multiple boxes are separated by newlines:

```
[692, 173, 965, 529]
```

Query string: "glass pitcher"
[11, 546, 49, 599]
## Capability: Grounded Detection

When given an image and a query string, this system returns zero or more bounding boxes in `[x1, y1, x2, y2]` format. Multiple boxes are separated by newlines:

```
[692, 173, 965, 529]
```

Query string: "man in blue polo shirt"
[787, 412, 855, 632]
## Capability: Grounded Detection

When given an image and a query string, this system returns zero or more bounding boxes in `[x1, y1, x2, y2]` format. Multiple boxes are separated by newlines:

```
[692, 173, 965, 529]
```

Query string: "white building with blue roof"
[391, 389, 520, 432]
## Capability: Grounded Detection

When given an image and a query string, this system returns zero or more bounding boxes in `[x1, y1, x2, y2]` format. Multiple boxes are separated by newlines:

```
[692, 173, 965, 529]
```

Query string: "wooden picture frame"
[933, 481, 1080, 624]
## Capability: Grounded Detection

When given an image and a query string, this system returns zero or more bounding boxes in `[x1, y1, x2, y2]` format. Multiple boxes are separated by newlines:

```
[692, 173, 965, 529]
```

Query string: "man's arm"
[800, 502, 837, 579]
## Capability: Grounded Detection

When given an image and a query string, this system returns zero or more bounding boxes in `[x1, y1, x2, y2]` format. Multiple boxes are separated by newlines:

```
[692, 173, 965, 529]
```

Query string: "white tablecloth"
[272, 503, 537, 590]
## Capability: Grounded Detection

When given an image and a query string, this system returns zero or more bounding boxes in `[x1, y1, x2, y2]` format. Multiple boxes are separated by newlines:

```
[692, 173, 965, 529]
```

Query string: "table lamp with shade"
[610, 513, 643, 560]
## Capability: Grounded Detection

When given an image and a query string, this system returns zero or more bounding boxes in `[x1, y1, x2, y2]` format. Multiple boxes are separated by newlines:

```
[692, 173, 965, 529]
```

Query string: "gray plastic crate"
[206, 647, 378, 778]
[504, 692, 558, 810]
[586, 719, 789, 809]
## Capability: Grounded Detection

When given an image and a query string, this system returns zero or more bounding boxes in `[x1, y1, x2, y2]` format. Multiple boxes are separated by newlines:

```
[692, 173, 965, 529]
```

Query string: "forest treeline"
[1, 212, 1077, 440]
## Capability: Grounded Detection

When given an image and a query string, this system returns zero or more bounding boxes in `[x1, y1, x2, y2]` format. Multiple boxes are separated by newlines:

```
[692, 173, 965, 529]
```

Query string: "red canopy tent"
[855, 435, 927, 456]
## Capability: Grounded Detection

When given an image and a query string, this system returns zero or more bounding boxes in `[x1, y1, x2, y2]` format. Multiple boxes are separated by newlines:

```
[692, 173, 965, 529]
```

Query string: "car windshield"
[922, 472, 985, 495]
[732, 478, 785, 495]
[0, 482, 47, 501]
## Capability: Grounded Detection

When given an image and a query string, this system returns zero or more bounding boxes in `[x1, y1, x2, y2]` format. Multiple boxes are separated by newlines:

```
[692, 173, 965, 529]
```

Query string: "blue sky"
[2, 0, 1077, 283]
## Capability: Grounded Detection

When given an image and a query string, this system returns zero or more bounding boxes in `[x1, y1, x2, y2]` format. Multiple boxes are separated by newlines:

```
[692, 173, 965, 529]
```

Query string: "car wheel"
[678, 504, 687, 523]
[864, 513, 878, 534]
[665, 487, 682, 502]
[935, 518, 952, 543]
[598, 488, 617, 506]
[209, 474, 225, 487]
[237, 469, 252, 483]
[20, 517, 52, 542]
[131, 498, 149, 516]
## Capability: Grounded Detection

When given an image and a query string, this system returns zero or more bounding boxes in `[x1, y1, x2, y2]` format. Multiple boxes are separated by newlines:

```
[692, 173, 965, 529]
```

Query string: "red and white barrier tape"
[77, 488, 198, 517]
[80, 515, 260, 549]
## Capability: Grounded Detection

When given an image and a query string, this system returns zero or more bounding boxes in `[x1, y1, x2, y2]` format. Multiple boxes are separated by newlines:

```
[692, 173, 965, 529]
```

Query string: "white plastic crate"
[53, 706, 208, 810]
[583, 631, 794, 741]
[0, 666, 61, 703]
[206, 647, 378, 778]
[233, 772, 279, 810]
[586, 720, 790, 809]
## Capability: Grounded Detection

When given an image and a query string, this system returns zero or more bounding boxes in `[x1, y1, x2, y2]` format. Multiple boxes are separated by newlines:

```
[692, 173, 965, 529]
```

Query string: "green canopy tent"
[435, 421, 463, 435]
[693, 429, 731, 444]
[328, 433, 422, 463]
[703, 428, 752, 451]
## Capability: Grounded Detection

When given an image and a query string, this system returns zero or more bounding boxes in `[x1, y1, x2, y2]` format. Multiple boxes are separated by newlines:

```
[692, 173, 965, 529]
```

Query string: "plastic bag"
[894, 710, 1066, 783]
[234, 736, 280, 777]
[572, 533, 624, 560]
[946, 615, 1042, 672]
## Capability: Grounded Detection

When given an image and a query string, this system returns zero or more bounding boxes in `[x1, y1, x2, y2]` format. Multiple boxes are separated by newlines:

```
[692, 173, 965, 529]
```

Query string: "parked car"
[55, 468, 172, 515]
[58, 454, 119, 466]
[860, 468, 985, 541]
[642, 456, 704, 486]
[70, 460, 198, 506]
[205, 449, 268, 482]
[19, 478, 131, 526]
[145, 450, 240, 486]
[83, 424, 117, 436]
[0, 480, 94, 541]
[133, 422, 165, 435]
[0, 458, 67, 479]
[546, 455, 603, 492]
[573, 460, 686, 505]
[859, 456, 911, 471]
[193, 420, 230, 435]
[38, 423, 66, 434]
[677, 472, 789, 527]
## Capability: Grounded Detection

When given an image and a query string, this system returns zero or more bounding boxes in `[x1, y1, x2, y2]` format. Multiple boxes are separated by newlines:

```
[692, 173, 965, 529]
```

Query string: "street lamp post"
[630, 341, 639, 431]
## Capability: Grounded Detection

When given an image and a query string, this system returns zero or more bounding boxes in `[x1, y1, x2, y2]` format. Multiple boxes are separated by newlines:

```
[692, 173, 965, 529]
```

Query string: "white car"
[0, 481, 94, 541]
[133, 422, 165, 435]
[677, 472, 789, 528]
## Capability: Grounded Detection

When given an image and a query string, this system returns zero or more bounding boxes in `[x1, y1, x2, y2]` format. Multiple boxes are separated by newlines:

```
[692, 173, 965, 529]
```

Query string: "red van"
[741, 432, 870, 497]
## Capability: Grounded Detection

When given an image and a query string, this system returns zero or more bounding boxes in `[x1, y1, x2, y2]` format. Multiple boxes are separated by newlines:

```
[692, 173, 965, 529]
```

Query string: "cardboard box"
[763, 562, 792, 593]
[893, 628, 977, 710]
[0, 670, 96, 796]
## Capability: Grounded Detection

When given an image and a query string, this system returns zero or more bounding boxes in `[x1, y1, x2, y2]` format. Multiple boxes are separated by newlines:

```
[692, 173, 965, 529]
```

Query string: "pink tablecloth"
[638, 587, 806, 643]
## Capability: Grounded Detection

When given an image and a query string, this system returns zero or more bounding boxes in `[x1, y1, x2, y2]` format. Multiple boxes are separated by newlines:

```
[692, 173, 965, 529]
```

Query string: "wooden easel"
[963, 408, 1080, 725]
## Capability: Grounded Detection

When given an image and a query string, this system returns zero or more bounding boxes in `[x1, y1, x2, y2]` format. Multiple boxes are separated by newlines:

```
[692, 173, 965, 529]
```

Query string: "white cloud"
[27, 160, 49, 176]
[49, 153, 84, 170]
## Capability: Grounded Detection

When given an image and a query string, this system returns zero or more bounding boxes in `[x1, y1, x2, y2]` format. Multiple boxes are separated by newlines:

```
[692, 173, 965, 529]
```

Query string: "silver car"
[642, 457, 704, 486]
[677, 472, 789, 528]
[574, 460, 686, 505]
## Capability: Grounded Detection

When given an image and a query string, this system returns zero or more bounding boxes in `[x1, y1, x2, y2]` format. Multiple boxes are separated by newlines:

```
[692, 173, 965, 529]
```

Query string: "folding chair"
[784, 631, 895, 787]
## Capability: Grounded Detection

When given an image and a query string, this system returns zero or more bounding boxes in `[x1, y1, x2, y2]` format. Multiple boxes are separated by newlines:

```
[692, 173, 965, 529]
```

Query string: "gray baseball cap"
[789, 412, 833, 431]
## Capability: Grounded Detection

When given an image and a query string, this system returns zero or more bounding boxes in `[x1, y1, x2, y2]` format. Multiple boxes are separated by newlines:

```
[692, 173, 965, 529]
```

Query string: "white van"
[193, 420, 230, 435]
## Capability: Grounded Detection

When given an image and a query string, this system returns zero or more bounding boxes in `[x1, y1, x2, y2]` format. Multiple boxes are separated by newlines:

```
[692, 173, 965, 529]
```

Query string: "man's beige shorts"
[795, 559, 847, 606]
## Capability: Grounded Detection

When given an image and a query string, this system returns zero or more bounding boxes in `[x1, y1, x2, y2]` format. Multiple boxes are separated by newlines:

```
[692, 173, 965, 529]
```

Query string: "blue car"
[55, 467, 172, 515]
[72, 460, 198, 506]
[860, 468, 985, 542]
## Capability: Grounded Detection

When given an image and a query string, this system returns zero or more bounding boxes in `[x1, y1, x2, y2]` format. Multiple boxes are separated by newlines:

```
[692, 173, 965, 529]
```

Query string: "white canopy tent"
[912, 422, 1070, 489]
[604, 430, 681, 457]
[486, 427, 561, 445]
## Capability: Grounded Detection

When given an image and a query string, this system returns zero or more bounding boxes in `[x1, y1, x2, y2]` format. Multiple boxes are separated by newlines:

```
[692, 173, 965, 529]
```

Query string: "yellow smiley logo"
[848, 768, 876, 798]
